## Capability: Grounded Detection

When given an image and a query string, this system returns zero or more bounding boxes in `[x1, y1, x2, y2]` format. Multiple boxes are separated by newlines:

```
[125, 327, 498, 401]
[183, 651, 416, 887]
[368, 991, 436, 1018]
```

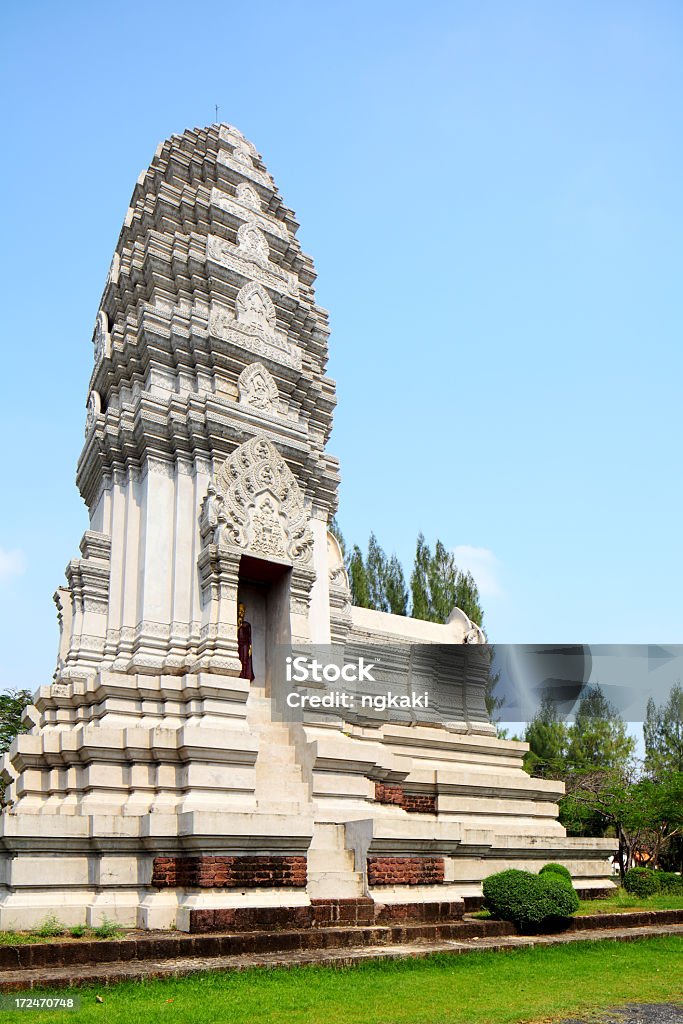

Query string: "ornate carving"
[210, 304, 302, 369]
[251, 495, 286, 556]
[209, 436, 313, 564]
[464, 624, 486, 645]
[235, 281, 276, 335]
[238, 363, 279, 412]
[235, 182, 262, 211]
[237, 221, 270, 263]
[85, 391, 101, 435]
[92, 311, 110, 362]
[231, 144, 253, 167]
[327, 530, 351, 595]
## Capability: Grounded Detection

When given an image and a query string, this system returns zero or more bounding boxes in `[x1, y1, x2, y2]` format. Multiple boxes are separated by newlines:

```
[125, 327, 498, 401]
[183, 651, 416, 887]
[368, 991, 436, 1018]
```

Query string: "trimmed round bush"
[623, 867, 661, 897]
[482, 868, 579, 928]
[539, 863, 573, 884]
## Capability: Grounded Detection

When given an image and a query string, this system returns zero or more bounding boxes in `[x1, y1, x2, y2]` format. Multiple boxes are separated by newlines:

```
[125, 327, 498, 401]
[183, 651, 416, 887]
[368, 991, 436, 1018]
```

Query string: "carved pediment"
[204, 436, 313, 564]
[238, 363, 279, 413]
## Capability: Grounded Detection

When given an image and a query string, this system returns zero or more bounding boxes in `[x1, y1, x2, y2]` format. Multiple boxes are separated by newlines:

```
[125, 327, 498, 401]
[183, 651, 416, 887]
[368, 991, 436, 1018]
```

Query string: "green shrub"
[482, 869, 579, 928]
[539, 863, 573, 884]
[92, 916, 123, 939]
[32, 914, 66, 938]
[623, 868, 661, 897]
[69, 925, 88, 938]
[656, 871, 683, 894]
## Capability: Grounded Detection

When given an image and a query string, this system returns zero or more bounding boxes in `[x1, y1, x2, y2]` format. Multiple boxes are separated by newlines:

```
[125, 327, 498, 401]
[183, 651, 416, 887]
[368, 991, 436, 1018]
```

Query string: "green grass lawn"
[1, 935, 681, 1024]
[575, 890, 683, 915]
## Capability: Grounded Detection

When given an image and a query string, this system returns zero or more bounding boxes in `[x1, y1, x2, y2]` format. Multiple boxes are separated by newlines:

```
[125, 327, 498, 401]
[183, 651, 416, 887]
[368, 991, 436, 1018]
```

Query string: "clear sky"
[1, 1, 682, 693]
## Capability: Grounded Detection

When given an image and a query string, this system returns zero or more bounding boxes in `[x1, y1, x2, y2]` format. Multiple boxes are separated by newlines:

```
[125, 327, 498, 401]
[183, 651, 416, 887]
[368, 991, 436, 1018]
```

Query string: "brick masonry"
[367, 856, 445, 886]
[152, 855, 307, 889]
[189, 897, 465, 933]
[374, 782, 437, 815]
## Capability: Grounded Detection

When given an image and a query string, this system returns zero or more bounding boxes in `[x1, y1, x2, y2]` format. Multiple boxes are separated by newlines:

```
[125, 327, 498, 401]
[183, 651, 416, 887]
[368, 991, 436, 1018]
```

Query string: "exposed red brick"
[374, 782, 405, 806]
[367, 856, 445, 887]
[152, 855, 307, 889]
[401, 793, 437, 814]
[374, 782, 437, 814]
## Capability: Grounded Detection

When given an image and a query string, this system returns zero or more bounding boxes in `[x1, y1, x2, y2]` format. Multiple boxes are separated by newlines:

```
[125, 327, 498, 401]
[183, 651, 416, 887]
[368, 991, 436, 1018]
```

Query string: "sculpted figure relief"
[237, 222, 270, 263]
[209, 436, 313, 564]
[238, 363, 279, 412]
[235, 282, 276, 336]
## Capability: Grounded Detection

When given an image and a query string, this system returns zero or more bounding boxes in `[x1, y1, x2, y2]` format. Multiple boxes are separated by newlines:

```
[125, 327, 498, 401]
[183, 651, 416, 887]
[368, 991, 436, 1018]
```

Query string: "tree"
[384, 554, 408, 616]
[410, 533, 432, 621]
[366, 533, 390, 613]
[410, 536, 484, 626]
[347, 545, 371, 608]
[0, 688, 32, 756]
[644, 682, 683, 776]
[565, 685, 636, 773]
[524, 693, 569, 777]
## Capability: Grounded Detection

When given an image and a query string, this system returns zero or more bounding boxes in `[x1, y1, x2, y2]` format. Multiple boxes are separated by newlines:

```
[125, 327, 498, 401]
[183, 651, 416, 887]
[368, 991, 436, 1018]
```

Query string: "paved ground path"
[0, 922, 681, 992]
[559, 1006, 683, 1023]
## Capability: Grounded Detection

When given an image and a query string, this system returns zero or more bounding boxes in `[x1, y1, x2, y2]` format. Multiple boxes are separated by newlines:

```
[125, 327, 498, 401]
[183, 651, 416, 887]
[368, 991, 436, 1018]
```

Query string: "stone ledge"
[0, 919, 681, 991]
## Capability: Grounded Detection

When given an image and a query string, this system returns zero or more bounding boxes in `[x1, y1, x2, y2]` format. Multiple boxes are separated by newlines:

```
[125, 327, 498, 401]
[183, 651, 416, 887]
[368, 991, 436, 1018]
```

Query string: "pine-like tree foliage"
[385, 554, 408, 616]
[347, 545, 371, 608]
[366, 533, 390, 613]
[644, 683, 683, 775]
[524, 693, 569, 777]
[565, 685, 635, 771]
[410, 536, 484, 626]
[410, 533, 432, 621]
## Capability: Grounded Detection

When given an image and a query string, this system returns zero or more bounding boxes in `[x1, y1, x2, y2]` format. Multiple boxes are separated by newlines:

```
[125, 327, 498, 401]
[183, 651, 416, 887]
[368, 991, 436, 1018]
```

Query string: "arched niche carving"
[238, 363, 279, 412]
[235, 282, 276, 336]
[210, 436, 313, 564]
[237, 221, 270, 262]
[235, 182, 262, 211]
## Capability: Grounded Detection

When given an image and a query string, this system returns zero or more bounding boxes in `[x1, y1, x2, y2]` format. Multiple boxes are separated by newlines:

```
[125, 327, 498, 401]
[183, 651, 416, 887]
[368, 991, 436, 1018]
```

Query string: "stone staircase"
[247, 689, 311, 815]
[306, 824, 365, 898]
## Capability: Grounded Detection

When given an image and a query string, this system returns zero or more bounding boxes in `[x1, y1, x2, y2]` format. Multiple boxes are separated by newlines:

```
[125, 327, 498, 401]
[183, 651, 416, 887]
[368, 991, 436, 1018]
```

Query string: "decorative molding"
[235, 281, 277, 334]
[209, 303, 302, 370]
[203, 436, 313, 564]
[92, 311, 110, 363]
[235, 182, 262, 211]
[237, 363, 279, 413]
[85, 391, 101, 436]
[237, 221, 270, 263]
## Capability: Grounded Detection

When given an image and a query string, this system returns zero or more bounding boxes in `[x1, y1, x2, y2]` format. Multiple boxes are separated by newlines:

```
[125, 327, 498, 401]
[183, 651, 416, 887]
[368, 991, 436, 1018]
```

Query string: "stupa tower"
[0, 126, 614, 931]
[74, 123, 339, 681]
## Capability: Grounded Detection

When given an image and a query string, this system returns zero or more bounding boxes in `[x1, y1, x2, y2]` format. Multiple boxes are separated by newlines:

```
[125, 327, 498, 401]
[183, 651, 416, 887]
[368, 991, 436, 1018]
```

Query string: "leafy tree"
[0, 688, 32, 755]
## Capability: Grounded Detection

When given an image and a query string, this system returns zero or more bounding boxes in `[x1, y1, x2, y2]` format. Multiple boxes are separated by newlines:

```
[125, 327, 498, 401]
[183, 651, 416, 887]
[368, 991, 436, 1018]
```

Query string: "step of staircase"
[1, 920, 681, 992]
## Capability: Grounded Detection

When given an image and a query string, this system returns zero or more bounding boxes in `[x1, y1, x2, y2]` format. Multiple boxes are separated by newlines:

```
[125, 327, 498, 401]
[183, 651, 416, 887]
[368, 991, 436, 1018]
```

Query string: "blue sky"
[1, 1, 682, 694]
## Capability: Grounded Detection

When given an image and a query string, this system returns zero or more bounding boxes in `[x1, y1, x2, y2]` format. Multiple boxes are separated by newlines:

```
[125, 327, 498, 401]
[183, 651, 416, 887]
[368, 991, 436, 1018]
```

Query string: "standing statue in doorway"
[237, 602, 255, 681]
